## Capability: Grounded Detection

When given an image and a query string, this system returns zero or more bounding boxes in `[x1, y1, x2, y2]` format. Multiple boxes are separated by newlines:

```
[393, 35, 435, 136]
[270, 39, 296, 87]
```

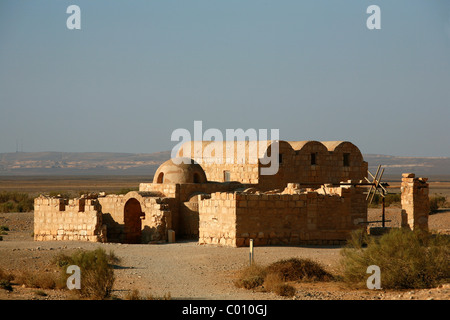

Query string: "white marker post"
[249, 239, 254, 266]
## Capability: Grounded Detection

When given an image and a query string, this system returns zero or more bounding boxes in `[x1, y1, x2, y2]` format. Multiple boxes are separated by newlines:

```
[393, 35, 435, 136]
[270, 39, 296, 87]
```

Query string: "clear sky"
[0, 0, 449, 156]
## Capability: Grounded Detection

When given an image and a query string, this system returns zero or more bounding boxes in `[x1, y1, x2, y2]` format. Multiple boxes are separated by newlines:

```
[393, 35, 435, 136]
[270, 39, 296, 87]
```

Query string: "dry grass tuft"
[265, 258, 333, 282]
[234, 264, 266, 289]
[235, 257, 332, 297]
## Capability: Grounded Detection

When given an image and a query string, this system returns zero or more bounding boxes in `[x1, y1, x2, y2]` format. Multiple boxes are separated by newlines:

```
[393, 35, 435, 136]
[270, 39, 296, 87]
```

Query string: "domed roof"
[153, 158, 207, 184]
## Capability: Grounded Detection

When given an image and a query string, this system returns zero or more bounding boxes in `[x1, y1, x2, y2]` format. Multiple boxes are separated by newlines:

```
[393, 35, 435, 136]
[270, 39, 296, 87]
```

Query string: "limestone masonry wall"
[139, 183, 178, 198]
[98, 193, 172, 243]
[198, 192, 237, 246]
[198, 184, 367, 247]
[33, 138, 371, 246]
[177, 140, 368, 189]
[34, 196, 103, 242]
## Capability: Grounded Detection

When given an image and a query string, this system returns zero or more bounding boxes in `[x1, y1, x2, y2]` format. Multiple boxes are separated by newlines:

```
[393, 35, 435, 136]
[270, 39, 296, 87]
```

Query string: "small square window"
[278, 153, 283, 164]
[224, 171, 231, 182]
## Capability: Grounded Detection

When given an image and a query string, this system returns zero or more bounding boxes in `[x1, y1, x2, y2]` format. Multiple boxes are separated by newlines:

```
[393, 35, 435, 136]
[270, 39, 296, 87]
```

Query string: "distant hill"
[364, 154, 450, 177]
[1, 151, 449, 178]
[0, 151, 171, 176]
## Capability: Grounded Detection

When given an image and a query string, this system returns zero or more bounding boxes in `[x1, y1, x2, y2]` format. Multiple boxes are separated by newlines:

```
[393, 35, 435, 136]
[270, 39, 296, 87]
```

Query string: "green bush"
[385, 193, 401, 206]
[340, 228, 450, 289]
[368, 193, 401, 208]
[430, 194, 447, 213]
[0, 191, 34, 213]
[55, 248, 117, 299]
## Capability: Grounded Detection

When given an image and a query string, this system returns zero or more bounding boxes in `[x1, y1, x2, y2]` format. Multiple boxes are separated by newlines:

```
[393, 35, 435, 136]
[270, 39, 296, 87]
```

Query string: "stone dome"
[153, 158, 207, 184]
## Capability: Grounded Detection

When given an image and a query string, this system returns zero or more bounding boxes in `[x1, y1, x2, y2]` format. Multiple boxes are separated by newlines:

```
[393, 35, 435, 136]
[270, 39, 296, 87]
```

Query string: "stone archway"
[124, 198, 144, 244]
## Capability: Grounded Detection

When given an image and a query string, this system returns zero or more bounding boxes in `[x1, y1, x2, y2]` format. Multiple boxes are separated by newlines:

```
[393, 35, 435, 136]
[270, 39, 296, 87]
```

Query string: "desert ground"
[0, 176, 449, 300]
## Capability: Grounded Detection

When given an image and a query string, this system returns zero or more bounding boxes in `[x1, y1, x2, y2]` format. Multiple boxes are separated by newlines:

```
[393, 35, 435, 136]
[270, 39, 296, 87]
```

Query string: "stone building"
[34, 140, 371, 246]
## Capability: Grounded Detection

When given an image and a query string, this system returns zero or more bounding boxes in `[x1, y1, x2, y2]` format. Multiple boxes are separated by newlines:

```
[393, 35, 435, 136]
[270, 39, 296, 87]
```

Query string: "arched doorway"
[124, 198, 143, 244]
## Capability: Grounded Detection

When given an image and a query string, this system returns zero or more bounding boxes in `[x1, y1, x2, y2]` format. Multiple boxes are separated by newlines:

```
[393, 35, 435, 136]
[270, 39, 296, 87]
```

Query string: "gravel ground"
[0, 210, 449, 300]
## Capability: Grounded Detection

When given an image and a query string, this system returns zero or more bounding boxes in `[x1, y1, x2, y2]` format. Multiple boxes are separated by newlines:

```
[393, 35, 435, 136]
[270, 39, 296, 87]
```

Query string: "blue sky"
[0, 0, 449, 156]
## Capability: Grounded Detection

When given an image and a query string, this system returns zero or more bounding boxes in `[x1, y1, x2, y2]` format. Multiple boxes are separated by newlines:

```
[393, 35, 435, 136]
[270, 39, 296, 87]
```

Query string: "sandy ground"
[0, 209, 449, 300]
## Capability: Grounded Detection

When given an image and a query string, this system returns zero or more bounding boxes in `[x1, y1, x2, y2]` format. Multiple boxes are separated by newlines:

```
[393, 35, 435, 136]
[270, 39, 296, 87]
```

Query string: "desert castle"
[33, 140, 429, 246]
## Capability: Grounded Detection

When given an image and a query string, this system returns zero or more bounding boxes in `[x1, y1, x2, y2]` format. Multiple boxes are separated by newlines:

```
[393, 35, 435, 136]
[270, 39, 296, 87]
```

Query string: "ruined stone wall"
[140, 197, 173, 243]
[320, 183, 368, 226]
[98, 193, 172, 243]
[97, 194, 126, 224]
[198, 192, 237, 246]
[139, 182, 245, 239]
[198, 185, 367, 247]
[401, 173, 429, 231]
[178, 183, 240, 239]
[34, 196, 103, 242]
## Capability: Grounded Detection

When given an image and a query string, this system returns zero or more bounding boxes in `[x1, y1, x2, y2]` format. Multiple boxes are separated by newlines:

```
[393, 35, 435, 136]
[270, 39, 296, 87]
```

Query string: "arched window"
[157, 172, 164, 183]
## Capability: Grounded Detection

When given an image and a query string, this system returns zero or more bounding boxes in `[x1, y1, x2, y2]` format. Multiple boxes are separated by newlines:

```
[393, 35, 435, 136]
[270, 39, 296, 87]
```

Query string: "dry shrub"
[0, 191, 34, 212]
[263, 272, 296, 297]
[341, 228, 450, 289]
[54, 248, 117, 299]
[430, 194, 447, 213]
[272, 283, 296, 297]
[265, 258, 333, 282]
[0, 279, 12, 292]
[235, 258, 332, 297]
[125, 289, 171, 300]
[0, 268, 13, 291]
[125, 289, 142, 300]
[15, 270, 57, 289]
[0, 267, 14, 283]
[146, 292, 172, 300]
[234, 264, 266, 289]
